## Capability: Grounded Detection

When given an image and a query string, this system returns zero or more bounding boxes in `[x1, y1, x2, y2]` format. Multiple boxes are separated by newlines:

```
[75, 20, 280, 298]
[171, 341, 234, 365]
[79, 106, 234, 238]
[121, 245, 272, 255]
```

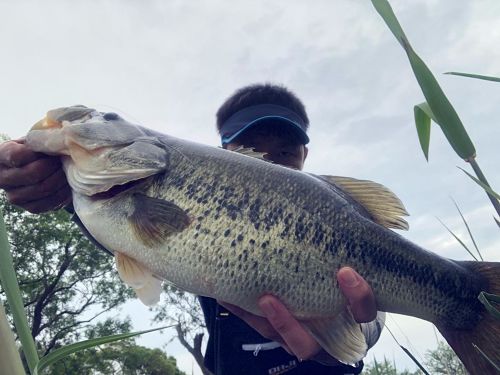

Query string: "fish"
[26, 105, 500, 374]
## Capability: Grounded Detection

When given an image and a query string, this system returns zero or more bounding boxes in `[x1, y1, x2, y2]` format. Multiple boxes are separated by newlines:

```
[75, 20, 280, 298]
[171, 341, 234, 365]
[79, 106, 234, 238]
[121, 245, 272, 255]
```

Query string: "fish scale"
[26, 106, 500, 374]
[141, 151, 346, 316]
[124, 139, 485, 327]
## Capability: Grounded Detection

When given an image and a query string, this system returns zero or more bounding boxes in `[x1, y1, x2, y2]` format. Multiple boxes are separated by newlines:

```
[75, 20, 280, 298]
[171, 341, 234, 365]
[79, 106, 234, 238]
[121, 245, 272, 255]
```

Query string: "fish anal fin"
[135, 277, 163, 306]
[129, 193, 192, 247]
[321, 175, 409, 230]
[115, 252, 163, 306]
[301, 308, 367, 364]
[231, 146, 269, 161]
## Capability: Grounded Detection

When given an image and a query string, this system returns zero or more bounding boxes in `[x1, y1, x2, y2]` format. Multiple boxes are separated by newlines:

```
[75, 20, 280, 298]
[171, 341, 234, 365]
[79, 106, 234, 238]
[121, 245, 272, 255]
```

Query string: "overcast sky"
[1, 0, 499, 373]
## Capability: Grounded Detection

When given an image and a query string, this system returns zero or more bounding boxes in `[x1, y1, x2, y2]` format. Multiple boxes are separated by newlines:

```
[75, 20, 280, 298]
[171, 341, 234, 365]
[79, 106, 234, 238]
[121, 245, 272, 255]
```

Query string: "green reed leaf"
[35, 325, 172, 374]
[473, 343, 500, 371]
[450, 198, 483, 261]
[371, 0, 476, 160]
[458, 167, 500, 200]
[0, 303, 25, 375]
[478, 292, 500, 320]
[445, 72, 500, 83]
[414, 103, 433, 161]
[436, 217, 478, 261]
[0, 209, 39, 374]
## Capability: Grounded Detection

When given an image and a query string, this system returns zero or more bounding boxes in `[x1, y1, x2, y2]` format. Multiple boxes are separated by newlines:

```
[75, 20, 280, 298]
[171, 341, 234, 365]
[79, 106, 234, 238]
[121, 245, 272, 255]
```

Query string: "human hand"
[219, 266, 376, 360]
[0, 139, 71, 213]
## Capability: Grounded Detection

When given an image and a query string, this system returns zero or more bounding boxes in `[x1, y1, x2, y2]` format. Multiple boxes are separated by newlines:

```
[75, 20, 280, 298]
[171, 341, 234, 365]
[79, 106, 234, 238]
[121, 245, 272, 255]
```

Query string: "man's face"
[225, 121, 308, 171]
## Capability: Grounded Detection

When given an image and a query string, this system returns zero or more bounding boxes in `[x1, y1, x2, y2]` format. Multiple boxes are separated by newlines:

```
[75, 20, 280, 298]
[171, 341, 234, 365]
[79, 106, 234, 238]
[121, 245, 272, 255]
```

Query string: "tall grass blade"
[458, 166, 500, 227]
[400, 346, 430, 375]
[373, 357, 380, 374]
[445, 72, 500, 83]
[467, 159, 500, 218]
[414, 104, 432, 161]
[369, 0, 408, 47]
[34, 325, 173, 374]
[458, 167, 500, 200]
[371, 0, 476, 160]
[472, 343, 500, 371]
[436, 217, 478, 261]
[0, 303, 26, 375]
[478, 292, 500, 320]
[450, 198, 483, 261]
[385, 324, 430, 374]
[0, 209, 39, 374]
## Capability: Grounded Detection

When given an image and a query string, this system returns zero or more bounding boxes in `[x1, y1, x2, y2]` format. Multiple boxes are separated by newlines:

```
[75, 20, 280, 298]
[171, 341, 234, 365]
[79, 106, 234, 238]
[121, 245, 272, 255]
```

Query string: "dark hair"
[216, 83, 309, 135]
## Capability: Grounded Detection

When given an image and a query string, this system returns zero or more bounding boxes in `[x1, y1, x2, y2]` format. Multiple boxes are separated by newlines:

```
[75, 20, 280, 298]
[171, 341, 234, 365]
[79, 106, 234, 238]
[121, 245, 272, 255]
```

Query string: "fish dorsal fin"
[231, 146, 268, 161]
[301, 307, 367, 364]
[115, 252, 163, 306]
[321, 175, 409, 230]
[129, 193, 192, 247]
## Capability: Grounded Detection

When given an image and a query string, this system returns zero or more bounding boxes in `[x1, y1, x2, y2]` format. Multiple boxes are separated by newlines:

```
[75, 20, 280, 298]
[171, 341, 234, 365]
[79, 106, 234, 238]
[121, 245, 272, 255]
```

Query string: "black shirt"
[199, 296, 364, 375]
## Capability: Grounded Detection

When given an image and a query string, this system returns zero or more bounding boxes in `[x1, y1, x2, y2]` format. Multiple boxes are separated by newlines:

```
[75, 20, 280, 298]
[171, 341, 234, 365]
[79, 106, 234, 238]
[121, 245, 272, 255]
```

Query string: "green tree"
[153, 285, 212, 375]
[363, 357, 422, 375]
[49, 318, 186, 374]
[424, 341, 467, 375]
[0, 194, 132, 357]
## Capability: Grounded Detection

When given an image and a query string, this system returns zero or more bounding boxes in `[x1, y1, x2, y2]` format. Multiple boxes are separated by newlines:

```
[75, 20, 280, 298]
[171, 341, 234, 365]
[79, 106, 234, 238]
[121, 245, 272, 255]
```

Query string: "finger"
[337, 267, 377, 322]
[0, 141, 42, 167]
[280, 343, 293, 356]
[0, 156, 62, 189]
[218, 301, 282, 342]
[220, 302, 295, 355]
[17, 185, 72, 214]
[5, 168, 69, 206]
[258, 295, 320, 360]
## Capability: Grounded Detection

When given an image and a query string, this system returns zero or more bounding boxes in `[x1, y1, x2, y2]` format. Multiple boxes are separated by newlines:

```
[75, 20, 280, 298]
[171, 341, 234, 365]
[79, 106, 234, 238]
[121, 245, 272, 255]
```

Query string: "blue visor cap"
[220, 104, 309, 145]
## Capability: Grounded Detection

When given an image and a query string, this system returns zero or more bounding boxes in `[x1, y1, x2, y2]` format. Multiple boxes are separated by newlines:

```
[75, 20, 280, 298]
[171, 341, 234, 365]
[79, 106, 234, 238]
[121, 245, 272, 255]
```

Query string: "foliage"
[153, 285, 212, 375]
[424, 341, 467, 375]
[371, 0, 499, 371]
[1, 195, 178, 374]
[371, 0, 500, 220]
[48, 318, 186, 375]
[0, 194, 137, 372]
[0, 302, 25, 374]
[364, 357, 421, 375]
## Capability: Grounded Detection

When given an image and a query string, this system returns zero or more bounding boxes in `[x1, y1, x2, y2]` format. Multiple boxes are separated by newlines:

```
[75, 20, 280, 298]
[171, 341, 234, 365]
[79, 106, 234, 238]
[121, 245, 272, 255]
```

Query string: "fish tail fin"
[437, 261, 500, 375]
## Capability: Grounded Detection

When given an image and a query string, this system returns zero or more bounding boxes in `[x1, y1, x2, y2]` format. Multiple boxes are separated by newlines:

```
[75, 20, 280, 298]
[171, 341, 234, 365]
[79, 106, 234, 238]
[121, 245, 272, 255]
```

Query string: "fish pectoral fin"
[301, 308, 367, 364]
[115, 252, 163, 306]
[231, 146, 269, 161]
[320, 175, 410, 230]
[129, 193, 192, 247]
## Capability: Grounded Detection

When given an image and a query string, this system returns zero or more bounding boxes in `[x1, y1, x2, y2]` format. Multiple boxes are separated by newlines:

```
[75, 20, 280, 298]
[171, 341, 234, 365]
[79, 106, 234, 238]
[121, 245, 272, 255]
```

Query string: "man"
[0, 83, 383, 374]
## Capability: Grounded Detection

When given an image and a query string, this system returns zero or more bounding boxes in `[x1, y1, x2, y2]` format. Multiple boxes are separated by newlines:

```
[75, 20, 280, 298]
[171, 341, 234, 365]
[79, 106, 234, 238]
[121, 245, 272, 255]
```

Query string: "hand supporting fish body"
[26, 106, 500, 374]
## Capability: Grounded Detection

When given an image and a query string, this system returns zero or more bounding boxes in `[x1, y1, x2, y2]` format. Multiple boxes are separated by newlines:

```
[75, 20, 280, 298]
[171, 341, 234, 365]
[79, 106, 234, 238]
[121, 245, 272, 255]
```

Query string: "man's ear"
[303, 146, 309, 162]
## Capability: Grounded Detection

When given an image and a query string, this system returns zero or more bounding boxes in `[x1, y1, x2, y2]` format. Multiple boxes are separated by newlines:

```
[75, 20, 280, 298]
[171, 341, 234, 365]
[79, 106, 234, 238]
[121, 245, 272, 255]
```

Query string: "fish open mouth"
[31, 106, 96, 131]
[90, 177, 150, 200]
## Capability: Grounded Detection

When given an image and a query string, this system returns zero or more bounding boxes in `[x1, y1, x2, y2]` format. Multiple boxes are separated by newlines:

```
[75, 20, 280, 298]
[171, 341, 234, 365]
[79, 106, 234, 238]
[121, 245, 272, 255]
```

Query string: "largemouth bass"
[26, 106, 500, 374]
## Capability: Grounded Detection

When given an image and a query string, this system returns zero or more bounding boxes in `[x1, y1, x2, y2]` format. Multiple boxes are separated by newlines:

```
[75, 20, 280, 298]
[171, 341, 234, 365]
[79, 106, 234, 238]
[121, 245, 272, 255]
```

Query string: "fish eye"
[103, 112, 119, 121]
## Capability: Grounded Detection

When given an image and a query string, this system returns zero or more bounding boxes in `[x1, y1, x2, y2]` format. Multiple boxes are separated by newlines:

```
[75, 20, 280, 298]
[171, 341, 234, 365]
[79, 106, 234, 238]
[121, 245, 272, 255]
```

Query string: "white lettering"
[268, 360, 298, 374]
